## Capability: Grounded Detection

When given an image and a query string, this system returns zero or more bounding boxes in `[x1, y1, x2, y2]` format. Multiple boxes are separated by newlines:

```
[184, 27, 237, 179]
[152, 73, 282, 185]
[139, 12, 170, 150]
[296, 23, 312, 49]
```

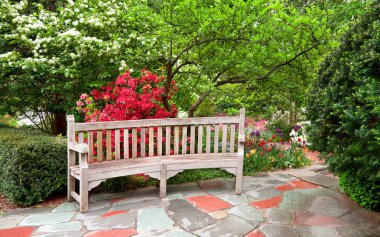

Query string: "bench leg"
[160, 163, 167, 198]
[67, 151, 75, 202]
[79, 167, 89, 212]
[235, 166, 243, 195]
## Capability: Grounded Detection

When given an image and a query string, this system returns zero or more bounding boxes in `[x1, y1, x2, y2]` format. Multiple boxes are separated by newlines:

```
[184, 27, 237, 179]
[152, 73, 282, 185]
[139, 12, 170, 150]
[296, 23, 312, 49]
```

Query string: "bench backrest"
[67, 108, 245, 163]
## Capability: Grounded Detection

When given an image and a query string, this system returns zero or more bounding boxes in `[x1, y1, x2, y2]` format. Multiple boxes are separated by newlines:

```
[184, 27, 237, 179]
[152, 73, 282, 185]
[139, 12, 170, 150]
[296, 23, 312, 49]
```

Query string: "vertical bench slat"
[78, 132, 84, 144]
[157, 127, 163, 156]
[165, 127, 171, 155]
[106, 130, 112, 161]
[214, 124, 219, 153]
[222, 124, 227, 153]
[198, 125, 203, 154]
[115, 129, 120, 160]
[149, 127, 154, 157]
[141, 128, 146, 158]
[124, 129, 129, 159]
[97, 131, 103, 161]
[174, 126, 179, 155]
[182, 126, 187, 155]
[132, 128, 137, 158]
[206, 125, 211, 153]
[190, 126, 195, 154]
[87, 131, 93, 163]
[230, 124, 235, 153]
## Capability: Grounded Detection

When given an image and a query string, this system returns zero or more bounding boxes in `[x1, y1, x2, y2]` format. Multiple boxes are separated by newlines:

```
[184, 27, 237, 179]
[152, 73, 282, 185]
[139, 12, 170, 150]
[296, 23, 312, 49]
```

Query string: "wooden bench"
[67, 109, 245, 212]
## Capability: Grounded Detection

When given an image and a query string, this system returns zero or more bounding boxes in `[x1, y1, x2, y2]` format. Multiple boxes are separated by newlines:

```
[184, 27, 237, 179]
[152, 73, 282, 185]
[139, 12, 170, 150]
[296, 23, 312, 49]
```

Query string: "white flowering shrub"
[0, 0, 160, 133]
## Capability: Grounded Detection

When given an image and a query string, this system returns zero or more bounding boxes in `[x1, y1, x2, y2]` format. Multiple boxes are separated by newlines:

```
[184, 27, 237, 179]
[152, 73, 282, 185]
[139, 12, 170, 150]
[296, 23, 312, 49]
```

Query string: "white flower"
[59, 28, 81, 37]
[118, 67, 123, 71]
[67, 0, 74, 6]
[129, 69, 134, 72]
[109, 59, 114, 63]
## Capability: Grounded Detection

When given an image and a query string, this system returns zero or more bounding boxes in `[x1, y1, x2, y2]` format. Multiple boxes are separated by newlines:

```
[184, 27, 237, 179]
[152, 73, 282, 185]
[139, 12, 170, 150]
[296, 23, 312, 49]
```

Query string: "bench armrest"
[238, 134, 245, 143]
[68, 141, 89, 154]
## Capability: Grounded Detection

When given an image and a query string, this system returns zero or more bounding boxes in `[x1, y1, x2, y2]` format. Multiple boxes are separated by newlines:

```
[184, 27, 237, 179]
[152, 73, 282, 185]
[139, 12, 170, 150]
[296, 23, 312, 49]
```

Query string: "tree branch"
[171, 61, 196, 78]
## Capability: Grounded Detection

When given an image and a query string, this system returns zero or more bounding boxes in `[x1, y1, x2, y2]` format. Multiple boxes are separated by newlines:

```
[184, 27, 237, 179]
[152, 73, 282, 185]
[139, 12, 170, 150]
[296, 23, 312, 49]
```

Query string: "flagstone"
[33, 232, 83, 237]
[259, 224, 298, 237]
[296, 226, 339, 237]
[302, 174, 339, 188]
[270, 173, 297, 181]
[193, 215, 254, 237]
[0, 227, 34, 237]
[294, 212, 344, 226]
[308, 196, 350, 217]
[37, 221, 82, 233]
[52, 202, 79, 212]
[0, 215, 25, 229]
[228, 205, 264, 225]
[166, 199, 216, 231]
[297, 188, 336, 197]
[136, 207, 174, 233]
[250, 196, 282, 209]
[75, 207, 110, 221]
[216, 193, 253, 205]
[290, 180, 321, 189]
[111, 198, 161, 211]
[83, 211, 136, 230]
[84, 229, 137, 237]
[209, 210, 227, 219]
[187, 195, 231, 213]
[19, 212, 75, 226]
[338, 211, 376, 229]
[245, 229, 266, 237]
[246, 187, 281, 200]
[160, 229, 195, 237]
[266, 208, 292, 225]
[335, 226, 367, 237]
[275, 184, 294, 192]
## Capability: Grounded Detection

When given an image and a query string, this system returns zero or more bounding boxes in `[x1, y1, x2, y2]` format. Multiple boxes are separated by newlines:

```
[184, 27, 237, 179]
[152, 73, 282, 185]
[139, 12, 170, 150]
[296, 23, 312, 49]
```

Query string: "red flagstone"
[250, 196, 282, 209]
[294, 212, 344, 226]
[101, 210, 128, 218]
[187, 195, 232, 213]
[0, 227, 34, 237]
[275, 184, 294, 192]
[85, 229, 137, 237]
[290, 180, 320, 189]
[245, 229, 266, 237]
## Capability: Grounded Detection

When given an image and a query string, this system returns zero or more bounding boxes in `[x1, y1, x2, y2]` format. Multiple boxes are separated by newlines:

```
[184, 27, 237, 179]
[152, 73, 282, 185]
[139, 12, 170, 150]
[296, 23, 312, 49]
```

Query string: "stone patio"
[1, 163, 379, 237]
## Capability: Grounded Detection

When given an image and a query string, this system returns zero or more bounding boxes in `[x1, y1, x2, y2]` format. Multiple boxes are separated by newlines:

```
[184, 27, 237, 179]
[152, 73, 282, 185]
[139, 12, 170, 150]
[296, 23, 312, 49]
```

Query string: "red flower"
[268, 147, 272, 152]
[298, 138, 302, 142]
[272, 134, 276, 139]
[263, 147, 266, 151]
[278, 153, 283, 158]
[260, 151, 264, 156]
[267, 138, 271, 142]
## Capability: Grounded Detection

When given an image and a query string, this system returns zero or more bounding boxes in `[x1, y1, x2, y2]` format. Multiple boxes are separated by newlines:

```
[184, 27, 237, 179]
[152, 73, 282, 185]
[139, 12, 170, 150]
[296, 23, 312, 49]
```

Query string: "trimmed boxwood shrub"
[306, 1, 380, 210]
[0, 126, 66, 206]
[339, 172, 380, 211]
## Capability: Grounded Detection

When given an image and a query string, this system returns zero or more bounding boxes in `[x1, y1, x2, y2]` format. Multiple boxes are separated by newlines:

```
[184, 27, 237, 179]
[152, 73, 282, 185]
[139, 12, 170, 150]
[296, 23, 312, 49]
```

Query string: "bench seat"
[70, 153, 238, 182]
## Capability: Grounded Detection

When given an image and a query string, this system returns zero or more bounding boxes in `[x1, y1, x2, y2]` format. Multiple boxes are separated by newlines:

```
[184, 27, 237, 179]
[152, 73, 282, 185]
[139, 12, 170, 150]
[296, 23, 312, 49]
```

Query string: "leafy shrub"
[306, 2, 380, 210]
[0, 126, 66, 206]
[339, 172, 380, 210]
[266, 110, 293, 140]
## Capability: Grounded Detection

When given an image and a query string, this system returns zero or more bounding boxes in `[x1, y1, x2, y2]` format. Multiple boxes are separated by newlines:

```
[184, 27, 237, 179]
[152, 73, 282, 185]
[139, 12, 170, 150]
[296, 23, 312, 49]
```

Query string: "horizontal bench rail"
[74, 116, 240, 131]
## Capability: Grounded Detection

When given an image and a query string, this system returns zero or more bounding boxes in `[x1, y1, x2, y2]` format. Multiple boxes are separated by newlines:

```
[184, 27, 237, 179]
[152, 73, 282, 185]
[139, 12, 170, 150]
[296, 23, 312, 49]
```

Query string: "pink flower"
[76, 101, 84, 107]
[80, 93, 89, 100]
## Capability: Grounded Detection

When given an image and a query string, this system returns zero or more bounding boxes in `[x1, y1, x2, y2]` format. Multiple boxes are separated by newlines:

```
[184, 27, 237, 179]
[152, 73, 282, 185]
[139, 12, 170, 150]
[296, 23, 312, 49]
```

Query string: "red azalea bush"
[77, 69, 178, 122]
[76, 69, 178, 159]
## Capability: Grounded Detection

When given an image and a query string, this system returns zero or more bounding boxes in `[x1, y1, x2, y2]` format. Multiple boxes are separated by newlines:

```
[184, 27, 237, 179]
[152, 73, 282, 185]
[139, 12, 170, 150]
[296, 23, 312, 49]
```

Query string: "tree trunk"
[188, 91, 212, 117]
[51, 112, 67, 136]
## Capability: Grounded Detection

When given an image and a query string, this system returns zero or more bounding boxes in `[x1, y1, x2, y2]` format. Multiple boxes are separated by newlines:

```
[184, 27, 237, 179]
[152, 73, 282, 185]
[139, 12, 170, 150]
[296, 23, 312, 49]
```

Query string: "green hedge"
[339, 172, 380, 211]
[0, 126, 67, 206]
[306, 1, 380, 210]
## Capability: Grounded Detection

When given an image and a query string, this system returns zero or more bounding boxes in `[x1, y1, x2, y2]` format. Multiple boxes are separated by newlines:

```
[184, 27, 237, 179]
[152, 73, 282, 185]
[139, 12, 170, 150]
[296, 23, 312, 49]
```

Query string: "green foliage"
[0, 126, 66, 206]
[306, 1, 380, 181]
[339, 172, 380, 211]
[306, 1, 380, 210]
[167, 169, 233, 185]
